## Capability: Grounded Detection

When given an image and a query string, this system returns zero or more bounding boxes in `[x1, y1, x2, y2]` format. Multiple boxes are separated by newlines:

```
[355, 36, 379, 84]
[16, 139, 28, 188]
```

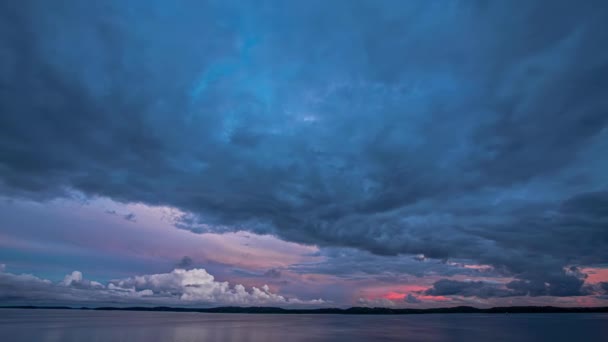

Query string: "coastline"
[2, 305, 608, 315]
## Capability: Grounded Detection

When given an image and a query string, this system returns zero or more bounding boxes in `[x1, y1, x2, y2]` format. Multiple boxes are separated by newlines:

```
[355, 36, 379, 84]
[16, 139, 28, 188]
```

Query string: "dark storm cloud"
[425, 278, 592, 299]
[425, 279, 513, 299]
[426, 266, 598, 298]
[1, 0, 608, 298]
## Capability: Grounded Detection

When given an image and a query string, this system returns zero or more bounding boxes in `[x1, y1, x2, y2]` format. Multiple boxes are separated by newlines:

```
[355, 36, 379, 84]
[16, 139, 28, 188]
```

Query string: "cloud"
[123, 213, 136, 222]
[405, 293, 421, 304]
[505, 276, 586, 297]
[426, 268, 600, 298]
[425, 280, 514, 299]
[108, 268, 323, 305]
[264, 268, 282, 279]
[0, 0, 607, 300]
[289, 247, 501, 282]
[104, 209, 136, 222]
[176, 256, 194, 269]
[0, 266, 324, 306]
[61, 271, 104, 289]
[357, 297, 397, 308]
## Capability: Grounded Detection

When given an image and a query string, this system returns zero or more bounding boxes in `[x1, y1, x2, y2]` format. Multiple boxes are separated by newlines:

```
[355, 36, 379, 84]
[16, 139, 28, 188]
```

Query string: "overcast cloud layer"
[1, 0, 608, 305]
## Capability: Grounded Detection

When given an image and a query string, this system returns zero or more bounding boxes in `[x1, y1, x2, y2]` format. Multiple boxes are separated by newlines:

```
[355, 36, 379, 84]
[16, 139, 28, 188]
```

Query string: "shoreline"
[2, 305, 608, 315]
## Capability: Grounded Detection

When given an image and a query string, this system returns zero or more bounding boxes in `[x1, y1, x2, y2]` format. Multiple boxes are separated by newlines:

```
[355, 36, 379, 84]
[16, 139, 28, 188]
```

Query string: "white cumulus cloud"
[0, 266, 324, 307]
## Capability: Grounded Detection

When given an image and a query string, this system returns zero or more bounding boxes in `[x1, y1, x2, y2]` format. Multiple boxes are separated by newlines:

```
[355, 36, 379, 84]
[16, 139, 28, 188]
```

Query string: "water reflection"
[0, 309, 606, 341]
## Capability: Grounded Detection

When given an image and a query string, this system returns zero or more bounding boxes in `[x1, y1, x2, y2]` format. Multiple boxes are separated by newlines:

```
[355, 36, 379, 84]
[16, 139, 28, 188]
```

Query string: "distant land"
[2, 306, 608, 315]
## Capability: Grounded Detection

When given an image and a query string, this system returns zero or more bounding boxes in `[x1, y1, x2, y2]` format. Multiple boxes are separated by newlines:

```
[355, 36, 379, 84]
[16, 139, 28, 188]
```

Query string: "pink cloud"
[417, 295, 451, 302]
[581, 267, 608, 284]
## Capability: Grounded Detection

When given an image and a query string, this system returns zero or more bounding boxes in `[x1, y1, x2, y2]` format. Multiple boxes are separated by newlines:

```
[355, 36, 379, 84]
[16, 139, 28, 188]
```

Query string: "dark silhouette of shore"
[3, 305, 608, 315]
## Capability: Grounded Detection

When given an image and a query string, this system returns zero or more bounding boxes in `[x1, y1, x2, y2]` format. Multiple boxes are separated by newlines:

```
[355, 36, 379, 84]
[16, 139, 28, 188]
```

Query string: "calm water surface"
[0, 309, 606, 342]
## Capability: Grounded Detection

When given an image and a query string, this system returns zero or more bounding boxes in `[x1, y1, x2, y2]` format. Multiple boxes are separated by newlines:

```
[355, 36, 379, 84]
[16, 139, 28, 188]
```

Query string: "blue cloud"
[1, 0, 607, 297]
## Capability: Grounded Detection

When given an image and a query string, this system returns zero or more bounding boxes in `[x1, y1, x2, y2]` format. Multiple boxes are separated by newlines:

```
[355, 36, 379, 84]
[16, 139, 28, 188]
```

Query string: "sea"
[0, 309, 606, 341]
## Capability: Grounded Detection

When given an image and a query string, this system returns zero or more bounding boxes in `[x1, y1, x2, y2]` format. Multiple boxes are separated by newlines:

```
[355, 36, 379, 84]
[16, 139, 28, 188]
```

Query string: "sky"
[1, 0, 608, 308]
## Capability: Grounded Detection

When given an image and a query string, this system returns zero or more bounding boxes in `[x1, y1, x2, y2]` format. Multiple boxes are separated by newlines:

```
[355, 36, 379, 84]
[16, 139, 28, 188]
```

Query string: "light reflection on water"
[0, 309, 607, 342]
